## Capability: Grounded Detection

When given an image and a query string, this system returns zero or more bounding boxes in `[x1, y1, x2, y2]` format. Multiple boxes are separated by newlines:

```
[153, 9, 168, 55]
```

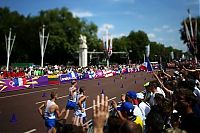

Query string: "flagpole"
[187, 9, 197, 64]
[188, 9, 194, 38]
[5, 28, 16, 71]
[103, 27, 112, 67]
[39, 25, 49, 68]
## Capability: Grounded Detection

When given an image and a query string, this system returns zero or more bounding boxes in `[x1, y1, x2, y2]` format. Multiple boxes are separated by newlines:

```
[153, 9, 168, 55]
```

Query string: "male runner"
[38, 91, 65, 133]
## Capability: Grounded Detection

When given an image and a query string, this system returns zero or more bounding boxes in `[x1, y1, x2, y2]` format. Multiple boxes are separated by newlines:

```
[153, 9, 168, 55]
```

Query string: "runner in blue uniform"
[64, 80, 78, 123]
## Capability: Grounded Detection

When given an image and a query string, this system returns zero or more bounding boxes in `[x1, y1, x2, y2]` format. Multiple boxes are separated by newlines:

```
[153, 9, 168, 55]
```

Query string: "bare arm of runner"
[53, 105, 65, 118]
[38, 102, 46, 118]
[78, 95, 87, 112]
[69, 87, 77, 96]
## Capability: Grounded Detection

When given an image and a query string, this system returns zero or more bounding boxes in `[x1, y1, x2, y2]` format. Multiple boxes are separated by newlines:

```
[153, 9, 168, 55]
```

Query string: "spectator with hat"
[145, 80, 166, 106]
[126, 90, 138, 105]
[137, 92, 151, 131]
[111, 100, 143, 128]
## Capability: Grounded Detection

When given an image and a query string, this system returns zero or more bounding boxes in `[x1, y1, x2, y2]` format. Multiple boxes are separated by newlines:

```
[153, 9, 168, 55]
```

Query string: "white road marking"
[24, 129, 36, 133]
[85, 97, 116, 111]
[35, 95, 69, 104]
[0, 88, 59, 99]
[84, 98, 116, 126]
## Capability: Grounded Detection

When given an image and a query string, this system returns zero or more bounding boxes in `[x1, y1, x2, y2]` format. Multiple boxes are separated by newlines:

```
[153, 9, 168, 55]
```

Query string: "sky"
[0, 0, 199, 52]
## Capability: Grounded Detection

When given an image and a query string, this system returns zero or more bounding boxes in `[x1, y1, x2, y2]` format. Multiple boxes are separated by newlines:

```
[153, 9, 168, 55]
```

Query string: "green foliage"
[127, 30, 149, 63]
[0, 7, 183, 66]
[0, 7, 100, 65]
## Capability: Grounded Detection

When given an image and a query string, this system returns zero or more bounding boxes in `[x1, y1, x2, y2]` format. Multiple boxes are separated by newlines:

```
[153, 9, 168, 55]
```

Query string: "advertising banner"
[95, 70, 104, 78]
[0, 79, 27, 92]
[82, 72, 89, 79]
[88, 71, 95, 79]
[29, 76, 49, 88]
[59, 74, 73, 84]
[0, 76, 49, 92]
[0, 69, 135, 93]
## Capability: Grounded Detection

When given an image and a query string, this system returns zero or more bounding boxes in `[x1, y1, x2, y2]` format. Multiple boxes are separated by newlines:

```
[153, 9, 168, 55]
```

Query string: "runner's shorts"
[66, 100, 77, 110]
[74, 109, 86, 118]
[45, 119, 56, 129]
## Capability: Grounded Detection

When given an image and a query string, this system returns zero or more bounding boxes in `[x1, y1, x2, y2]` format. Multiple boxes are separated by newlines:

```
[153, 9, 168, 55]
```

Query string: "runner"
[38, 91, 65, 133]
[74, 87, 87, 125]
[64, 80, 78, 122]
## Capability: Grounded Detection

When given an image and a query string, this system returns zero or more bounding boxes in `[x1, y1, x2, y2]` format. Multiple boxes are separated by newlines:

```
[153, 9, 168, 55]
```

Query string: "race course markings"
[24, 129, 36, 133]
[85, 96, 116, 111]
[36, 96, 116, 112]
[0, 88, 59, 99]
[35, 95, 69, 104]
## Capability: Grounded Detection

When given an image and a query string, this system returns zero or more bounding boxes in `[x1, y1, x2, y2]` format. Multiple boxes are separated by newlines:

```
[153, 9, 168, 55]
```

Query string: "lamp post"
[5, 28, 16, 71]
[39, 25, 49, 68]
[154, 55, 158, 62]
[128, 50, 132, 64]
[102, 27, 112, 67]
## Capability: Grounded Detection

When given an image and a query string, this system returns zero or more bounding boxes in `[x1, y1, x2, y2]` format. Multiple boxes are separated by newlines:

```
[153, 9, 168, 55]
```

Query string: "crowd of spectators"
[2, 60, 200, 133]
[0, 63, 152, 79]
[90, 62, 200, 133]
[64, 61, 200, 133]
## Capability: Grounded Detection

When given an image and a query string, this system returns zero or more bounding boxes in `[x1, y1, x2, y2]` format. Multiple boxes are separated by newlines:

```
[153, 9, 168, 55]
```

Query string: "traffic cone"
[10, 113, 17, 123]
[98, 81, 100, 86]
[101, 89, 104, 95]
[114, 79, 115, 82]
[42, 92, 46, 97]
[121, 84, 124, 88]
[135, 80, 136, 84]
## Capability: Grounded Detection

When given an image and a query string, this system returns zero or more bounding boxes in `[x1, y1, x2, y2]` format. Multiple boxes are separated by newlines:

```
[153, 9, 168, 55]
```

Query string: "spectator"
[175, 88, 200, 133]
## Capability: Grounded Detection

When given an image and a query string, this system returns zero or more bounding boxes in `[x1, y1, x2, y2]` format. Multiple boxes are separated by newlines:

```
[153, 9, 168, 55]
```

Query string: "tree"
[0, 7, 184, 66]
[0, 7, 27, 65]
[0, 7, 100, 65]
[111, 36, 128, 64]
[127, 30, 149, 63]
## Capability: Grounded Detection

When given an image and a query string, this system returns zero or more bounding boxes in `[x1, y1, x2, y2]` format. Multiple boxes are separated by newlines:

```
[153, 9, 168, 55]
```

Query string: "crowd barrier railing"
[0, 68, 140, 93]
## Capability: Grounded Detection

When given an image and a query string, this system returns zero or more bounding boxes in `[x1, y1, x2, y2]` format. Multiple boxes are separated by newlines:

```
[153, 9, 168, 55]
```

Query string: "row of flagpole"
[4, 25, 49, 71]
[184, 9, 198, 63]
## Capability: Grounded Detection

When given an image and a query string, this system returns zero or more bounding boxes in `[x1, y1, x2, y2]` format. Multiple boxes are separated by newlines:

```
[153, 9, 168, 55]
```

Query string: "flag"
[13, 78, 27, 87]
[145, 57, 153, 72]
[67, 71, 78, 79]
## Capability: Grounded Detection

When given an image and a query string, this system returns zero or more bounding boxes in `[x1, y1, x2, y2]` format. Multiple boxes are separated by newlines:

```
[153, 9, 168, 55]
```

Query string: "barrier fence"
[0, 68, 135, 93]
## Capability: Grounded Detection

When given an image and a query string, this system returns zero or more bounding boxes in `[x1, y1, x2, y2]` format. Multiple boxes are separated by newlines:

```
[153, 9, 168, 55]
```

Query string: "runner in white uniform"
[38, 91, 65, 133]
[74, 87, 87, 125]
